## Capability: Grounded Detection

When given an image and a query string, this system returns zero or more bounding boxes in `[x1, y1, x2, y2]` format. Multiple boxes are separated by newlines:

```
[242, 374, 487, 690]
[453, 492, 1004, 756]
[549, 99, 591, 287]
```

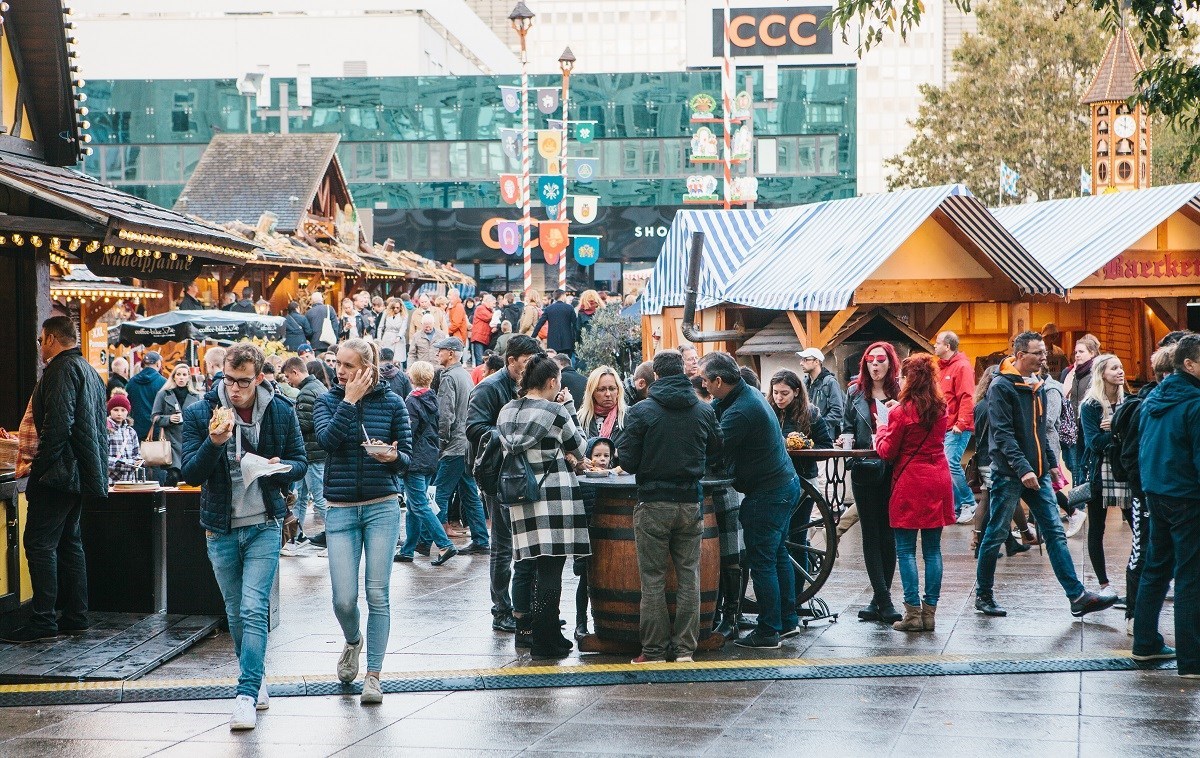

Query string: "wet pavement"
[3, 507, 1198, 756]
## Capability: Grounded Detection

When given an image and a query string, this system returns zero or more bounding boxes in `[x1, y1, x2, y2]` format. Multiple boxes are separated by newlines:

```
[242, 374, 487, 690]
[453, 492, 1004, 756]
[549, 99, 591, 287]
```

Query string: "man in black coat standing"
[230, 287, 257, 314]
[179, 280, 206, 310]
[553, 353, 588, 412]
[533, 289, 578, 361]
[305, 290, 340, 353]
[3, 317, 107, 642]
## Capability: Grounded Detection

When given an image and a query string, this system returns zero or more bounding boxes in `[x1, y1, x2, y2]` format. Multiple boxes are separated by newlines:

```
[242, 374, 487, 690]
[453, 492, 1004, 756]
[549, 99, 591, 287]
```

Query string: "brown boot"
[892, 602, 924, 632]
[921, 603, 936, 632]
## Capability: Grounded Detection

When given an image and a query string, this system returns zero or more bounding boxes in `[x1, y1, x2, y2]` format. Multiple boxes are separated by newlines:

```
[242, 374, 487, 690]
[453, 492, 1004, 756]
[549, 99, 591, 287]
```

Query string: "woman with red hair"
[875, 353, 956, 633]
[841, 341, 904, 624]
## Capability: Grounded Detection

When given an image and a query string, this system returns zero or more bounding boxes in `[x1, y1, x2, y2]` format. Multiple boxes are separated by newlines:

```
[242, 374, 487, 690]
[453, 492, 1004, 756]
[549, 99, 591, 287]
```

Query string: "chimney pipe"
[681, 231, 744, 344]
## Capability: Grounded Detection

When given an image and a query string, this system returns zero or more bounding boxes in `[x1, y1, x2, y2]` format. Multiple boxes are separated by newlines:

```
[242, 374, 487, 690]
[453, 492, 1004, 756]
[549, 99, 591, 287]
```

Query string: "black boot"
[1005, 535, 1031, 556]
[715, 566, 743, 640]
[530, 572, 571, 658]
[575, 564, 590, 640]
[876, 598, 903, 624]
[515, 614, 533, 649]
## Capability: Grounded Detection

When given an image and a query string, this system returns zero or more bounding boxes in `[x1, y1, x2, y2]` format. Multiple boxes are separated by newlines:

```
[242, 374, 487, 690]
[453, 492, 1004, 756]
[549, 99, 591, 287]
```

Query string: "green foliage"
[575, 306, 641, 377]
[885, 0, 1105, 200]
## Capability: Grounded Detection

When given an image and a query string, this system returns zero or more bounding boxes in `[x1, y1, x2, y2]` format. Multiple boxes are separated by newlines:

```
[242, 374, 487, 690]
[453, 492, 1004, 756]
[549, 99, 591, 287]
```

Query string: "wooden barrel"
[587, 492, 721, 646]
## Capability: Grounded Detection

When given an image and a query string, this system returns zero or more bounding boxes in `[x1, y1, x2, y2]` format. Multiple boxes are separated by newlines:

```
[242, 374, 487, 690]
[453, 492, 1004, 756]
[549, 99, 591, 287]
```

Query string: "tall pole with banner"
[510, 3, 535, 294]
[557, 47, 575, 292]
[721, 0, 734, 211]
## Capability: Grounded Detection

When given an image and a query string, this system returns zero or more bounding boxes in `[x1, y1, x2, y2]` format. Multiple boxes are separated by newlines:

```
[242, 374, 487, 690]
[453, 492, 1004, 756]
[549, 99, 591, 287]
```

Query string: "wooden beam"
[1145, 297, 1179, 331]
[1071, 285, 1200, 300]
[805, 311, 821, 345]
[813, 306, 859, 349]
[854, 278, 999, 304]
[0, 215, 107, 239]
[264, 267, 297, 300]
[786, 310, 809, 347]
[921, 303, 962, 337]
[221, 264, 249, 293]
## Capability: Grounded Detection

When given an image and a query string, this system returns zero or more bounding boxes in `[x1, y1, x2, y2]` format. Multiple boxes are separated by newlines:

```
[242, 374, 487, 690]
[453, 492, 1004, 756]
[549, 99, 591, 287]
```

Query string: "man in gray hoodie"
[433, 338, 490, 554]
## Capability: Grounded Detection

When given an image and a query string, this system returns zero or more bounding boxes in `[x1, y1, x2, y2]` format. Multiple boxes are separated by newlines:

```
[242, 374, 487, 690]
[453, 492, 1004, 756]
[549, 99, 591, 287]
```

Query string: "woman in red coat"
[874, 353, 955, 633]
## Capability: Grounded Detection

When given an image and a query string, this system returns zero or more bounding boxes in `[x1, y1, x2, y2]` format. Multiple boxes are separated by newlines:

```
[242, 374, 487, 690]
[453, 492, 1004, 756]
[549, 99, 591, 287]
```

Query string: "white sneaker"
[338, 638, 363, 684]
[230, 694, 257, 730]
[279, 542, 297, 557]
[361, 673, 383, 704]
[1127, 617, 1134, 637]
[1065, 510, 1087, 538]
[675, 655, 694, 663]
[256, 679, 270, 710]
[956, 505, 977, 524]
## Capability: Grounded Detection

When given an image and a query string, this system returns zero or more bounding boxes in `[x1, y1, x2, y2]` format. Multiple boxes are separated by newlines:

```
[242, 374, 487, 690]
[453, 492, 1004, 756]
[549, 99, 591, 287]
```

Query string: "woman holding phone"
[314, 338, 412, 704]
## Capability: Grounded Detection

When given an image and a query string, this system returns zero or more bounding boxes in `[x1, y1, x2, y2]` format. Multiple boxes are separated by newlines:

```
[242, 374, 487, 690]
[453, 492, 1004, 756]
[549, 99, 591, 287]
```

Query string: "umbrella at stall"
[110, 310, 286, 346]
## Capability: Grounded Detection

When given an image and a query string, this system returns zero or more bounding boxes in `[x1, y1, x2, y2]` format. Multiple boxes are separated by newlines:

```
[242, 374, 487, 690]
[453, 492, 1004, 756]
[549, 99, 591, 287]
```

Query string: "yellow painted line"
[0, 651, 1137, 695]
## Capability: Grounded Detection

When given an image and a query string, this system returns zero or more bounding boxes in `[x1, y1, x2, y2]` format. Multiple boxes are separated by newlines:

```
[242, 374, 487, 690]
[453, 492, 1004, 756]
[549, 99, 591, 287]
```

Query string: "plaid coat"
[497, 396, 591, 561]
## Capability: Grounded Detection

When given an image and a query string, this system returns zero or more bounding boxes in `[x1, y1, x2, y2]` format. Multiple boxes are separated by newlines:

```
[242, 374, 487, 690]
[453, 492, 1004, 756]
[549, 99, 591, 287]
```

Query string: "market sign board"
[1078, 249, 1200, 287]
[685, 1, 853, 68]
[86, 251, 206, 283]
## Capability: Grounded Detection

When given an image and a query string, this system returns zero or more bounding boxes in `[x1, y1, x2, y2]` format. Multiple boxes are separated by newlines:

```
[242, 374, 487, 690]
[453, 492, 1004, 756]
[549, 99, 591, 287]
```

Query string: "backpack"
[472, 429, 503, 497]
[1057, 393, 1078, 447]
[1109, 397, 1141, 483]
[497, 447, 549, 506]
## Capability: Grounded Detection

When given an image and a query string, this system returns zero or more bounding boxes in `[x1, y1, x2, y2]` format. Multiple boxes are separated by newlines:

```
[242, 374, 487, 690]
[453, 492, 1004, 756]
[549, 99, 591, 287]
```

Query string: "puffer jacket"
[294, 374, 328, 464]
[406, 388, 440, 476]
[181, 387, 308, 533]
[314, 382, 413, 503]
[617, 373, 722, 503]
[30, 347, 109, 496]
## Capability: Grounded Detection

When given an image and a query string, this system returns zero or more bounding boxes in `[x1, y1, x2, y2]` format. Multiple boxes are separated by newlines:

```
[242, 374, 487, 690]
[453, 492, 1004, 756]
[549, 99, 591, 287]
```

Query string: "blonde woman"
[578, 365, 627, 441]
[314, 338, 412, 704]
[1079, 353, 1129, 597]
[520, 289, 544, 340]
[576, 289, 602, 341]
[376, 298, 408, 358]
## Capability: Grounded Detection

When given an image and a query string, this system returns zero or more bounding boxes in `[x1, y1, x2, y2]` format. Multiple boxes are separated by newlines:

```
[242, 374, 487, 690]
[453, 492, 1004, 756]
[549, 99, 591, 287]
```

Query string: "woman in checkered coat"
[496, 354, 591, 659]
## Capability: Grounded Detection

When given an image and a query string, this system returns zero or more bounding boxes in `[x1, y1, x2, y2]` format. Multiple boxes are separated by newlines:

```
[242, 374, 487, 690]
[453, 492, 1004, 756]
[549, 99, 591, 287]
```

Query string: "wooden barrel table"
[577, 475, 730, 655]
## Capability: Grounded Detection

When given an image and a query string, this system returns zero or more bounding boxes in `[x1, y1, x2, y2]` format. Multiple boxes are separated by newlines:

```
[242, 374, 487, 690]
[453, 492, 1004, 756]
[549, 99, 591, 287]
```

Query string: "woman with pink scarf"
[578, 365, 627, 445]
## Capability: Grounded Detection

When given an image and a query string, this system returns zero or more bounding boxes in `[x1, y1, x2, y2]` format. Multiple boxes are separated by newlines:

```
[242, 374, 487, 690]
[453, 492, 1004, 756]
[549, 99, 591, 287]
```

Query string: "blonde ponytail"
[341, 338, 380, 384]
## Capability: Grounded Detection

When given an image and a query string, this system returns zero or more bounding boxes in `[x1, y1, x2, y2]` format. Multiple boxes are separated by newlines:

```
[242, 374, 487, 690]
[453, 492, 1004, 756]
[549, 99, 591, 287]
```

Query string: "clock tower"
[1081, 28, 1151, 194]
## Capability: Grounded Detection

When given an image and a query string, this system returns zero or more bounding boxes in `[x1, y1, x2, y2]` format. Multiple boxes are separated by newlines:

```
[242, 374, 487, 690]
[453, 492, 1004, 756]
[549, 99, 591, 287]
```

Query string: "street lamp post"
[509, 2, 535, 295]
[557, 46, 575, 292]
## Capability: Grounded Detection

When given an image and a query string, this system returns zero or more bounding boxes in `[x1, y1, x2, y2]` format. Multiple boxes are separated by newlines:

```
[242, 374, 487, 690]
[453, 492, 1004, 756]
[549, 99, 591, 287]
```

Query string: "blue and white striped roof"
[640, 208, 775, 315]
[991, 182, 1200, 289]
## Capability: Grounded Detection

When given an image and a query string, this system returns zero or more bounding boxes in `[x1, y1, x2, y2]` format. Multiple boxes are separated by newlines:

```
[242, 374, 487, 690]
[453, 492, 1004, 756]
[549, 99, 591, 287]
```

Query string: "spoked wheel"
[787, 477, 837, 605]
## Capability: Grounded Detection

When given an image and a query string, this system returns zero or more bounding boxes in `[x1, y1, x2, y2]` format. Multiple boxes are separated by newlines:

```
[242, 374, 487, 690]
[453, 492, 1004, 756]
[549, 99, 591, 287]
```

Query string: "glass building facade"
[81, 69, 855, 290]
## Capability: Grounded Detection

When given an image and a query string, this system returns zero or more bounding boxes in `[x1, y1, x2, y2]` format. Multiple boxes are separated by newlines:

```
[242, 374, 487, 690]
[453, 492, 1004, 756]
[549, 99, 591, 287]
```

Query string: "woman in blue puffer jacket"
[314, 338, 412, 705]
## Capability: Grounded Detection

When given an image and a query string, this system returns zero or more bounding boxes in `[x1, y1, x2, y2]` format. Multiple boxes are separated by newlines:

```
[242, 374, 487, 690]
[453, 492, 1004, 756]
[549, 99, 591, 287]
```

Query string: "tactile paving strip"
[0, 651, 1175, 707]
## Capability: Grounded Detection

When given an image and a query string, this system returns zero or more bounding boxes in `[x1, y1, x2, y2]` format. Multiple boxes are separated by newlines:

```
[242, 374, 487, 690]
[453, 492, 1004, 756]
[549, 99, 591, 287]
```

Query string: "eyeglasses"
[222, 375, 255, 389]
[864, 355, 889, 364]
[1019, 350, 1048, 357]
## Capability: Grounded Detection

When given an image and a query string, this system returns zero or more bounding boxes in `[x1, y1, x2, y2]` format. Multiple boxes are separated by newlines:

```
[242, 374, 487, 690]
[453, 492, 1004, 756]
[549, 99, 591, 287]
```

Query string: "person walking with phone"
[314, 338, 413, 704]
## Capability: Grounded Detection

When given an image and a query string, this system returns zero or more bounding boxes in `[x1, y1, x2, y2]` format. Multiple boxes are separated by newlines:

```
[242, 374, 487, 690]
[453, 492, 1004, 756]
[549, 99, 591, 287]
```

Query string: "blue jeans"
[1133, 495, 1200, 674]
[400, 473, 452, 555]
[739, 476, 801, 635]
[894, 527, 944, 607]
[294, 460, 327, 530]
[471, 341, 486, 365]
[326, 499, 403, 672]
[978, 473, 1084, 601]
[206, 519, 282, 698]
[944, 430, 974, 512]
[434, 455, 488, 547]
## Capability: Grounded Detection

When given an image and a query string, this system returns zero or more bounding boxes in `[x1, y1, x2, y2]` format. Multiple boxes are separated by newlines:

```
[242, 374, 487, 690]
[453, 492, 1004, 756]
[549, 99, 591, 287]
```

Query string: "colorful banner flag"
[546, 159, 560, 175]
[500, 129, 521, 161]
[1080, 166, 1092, 195]
[547, 119, 564, 131]
[537, 175, 565, 206]
[999, 161, 1020, 198]
[497, 220, 521, 255]
[540, 221, 570, 259]
[573, 235, 600, 266]
[537, 130, 562, 160]
[572, 195, 598, 224]
[499, 86, 520, 114]
[572, 157, 597, 183]
[573, 122, 595, 143]
[499, 174, 520, 205]
[536, 88, 560, 115]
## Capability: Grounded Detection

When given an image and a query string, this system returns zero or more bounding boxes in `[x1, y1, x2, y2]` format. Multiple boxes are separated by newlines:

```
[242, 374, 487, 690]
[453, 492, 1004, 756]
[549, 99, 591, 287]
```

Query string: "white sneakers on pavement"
[338, 638, 363, 684]
[361, 673, 383, 704]
[257, 679, 270, 710]
[230, 694, 258, 730]
[956, 505, 977, 525]
[1065, 510, 1087, 538]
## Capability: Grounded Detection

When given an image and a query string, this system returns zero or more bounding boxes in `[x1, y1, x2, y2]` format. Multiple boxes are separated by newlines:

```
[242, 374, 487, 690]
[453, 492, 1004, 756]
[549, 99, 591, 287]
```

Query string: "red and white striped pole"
[557, 51, 572, 292]
[722, 0, 734, 211]
[520, 58, 533, 294]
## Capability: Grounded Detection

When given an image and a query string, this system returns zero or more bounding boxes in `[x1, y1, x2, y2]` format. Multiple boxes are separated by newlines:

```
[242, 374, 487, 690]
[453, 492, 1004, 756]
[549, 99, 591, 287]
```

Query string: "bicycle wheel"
[788, 477, 838, 604]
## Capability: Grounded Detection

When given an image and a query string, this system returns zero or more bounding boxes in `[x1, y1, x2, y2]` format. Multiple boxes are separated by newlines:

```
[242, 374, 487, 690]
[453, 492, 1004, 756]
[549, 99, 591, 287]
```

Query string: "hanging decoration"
[572, 195, 599, 224]
[573, 235, 601, 266]
[731, 125, 752, 160]
[536, 87, 561, 115]
[499, 174, 520, 205]
[690, 127, 719, 160]
[730, 176, 759, 204]
[732, 90, 753, 120]
[497, 221, 521, 255]
[500, 129, 521, 161]
[537, 130, 562, 160]
[572, 157, 597, 183]
[540, 221, 570, 259]
[688, 92, 718, 120]
[573, 122, 595, 143]
[500, 86, 521, 114]
[684, 174, 719, 203]
[537, 175, 565, 206]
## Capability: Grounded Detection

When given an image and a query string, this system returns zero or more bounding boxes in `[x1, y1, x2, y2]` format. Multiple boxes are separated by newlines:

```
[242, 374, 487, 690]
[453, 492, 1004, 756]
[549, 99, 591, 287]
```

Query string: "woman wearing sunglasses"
[840, 342, 903, 624]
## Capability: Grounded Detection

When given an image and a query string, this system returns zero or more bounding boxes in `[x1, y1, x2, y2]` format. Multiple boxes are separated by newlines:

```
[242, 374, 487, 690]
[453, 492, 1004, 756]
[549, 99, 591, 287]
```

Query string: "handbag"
[472, 429, 504, 497]
[318, 308, 337, 347]
[850, 457, 890, 486]
[281, 490, 300, 545]
[140, 426, 173, 467]
[965, 454, 984, 492]
[497, 448, 549, 507]
[1066, 476, 1096, 508]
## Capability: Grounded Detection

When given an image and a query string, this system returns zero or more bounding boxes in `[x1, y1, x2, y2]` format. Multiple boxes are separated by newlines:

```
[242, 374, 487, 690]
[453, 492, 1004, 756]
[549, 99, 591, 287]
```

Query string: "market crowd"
[7, 289, 1198, 731]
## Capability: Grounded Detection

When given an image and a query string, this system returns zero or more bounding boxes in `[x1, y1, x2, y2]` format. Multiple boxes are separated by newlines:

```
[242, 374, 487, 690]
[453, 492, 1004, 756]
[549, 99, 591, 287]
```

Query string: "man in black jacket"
[230, 286, 257, 314]
[976, 331, 1115, 620]
[500, 292, 524, 334]
[179, 280, 206, 310]
[618, 350, 722, 663]
[4, 317, 107, 643]
[532, 289, 578, 359]
[466, 334, 542, 633]
[553, 353, 588, 412]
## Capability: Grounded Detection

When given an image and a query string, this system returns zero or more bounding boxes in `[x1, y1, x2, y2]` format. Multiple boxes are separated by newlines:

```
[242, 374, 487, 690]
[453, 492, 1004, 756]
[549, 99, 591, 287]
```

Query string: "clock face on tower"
[1113, 114, 1136, 139]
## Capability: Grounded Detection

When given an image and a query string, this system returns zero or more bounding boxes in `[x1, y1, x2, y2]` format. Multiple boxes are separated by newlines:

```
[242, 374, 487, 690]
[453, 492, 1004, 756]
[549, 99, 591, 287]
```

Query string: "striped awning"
[721, 185, 1062, 311]
[640, 208, 775, 315]
[991, 183, 1200, 289]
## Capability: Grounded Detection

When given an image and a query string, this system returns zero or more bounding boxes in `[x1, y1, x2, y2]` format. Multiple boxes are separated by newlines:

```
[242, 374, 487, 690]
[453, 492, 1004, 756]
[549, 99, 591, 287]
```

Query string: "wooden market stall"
[50, 265, 163, 381]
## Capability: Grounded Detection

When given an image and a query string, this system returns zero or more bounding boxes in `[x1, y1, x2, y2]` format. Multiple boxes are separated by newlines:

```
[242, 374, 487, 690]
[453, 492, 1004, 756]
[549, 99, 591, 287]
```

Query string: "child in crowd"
[574, 436, 618, 639]
[106, 392, 142, 484]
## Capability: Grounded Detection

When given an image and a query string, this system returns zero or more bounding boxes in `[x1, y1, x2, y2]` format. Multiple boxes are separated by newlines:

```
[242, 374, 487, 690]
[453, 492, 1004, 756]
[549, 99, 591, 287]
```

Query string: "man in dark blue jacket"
[977, 331, 1114, 621]
[127, 351, 166, 439]
[181, 343, 307, 730]
[532, 289, 578, 358]
[1132, 334, 1200, 675]
[701, 351, 799, 649]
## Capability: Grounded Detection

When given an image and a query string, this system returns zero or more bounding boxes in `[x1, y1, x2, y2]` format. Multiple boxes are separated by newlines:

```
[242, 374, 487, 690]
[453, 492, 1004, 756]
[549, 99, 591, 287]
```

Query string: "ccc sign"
[711, 6, 833, 57]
